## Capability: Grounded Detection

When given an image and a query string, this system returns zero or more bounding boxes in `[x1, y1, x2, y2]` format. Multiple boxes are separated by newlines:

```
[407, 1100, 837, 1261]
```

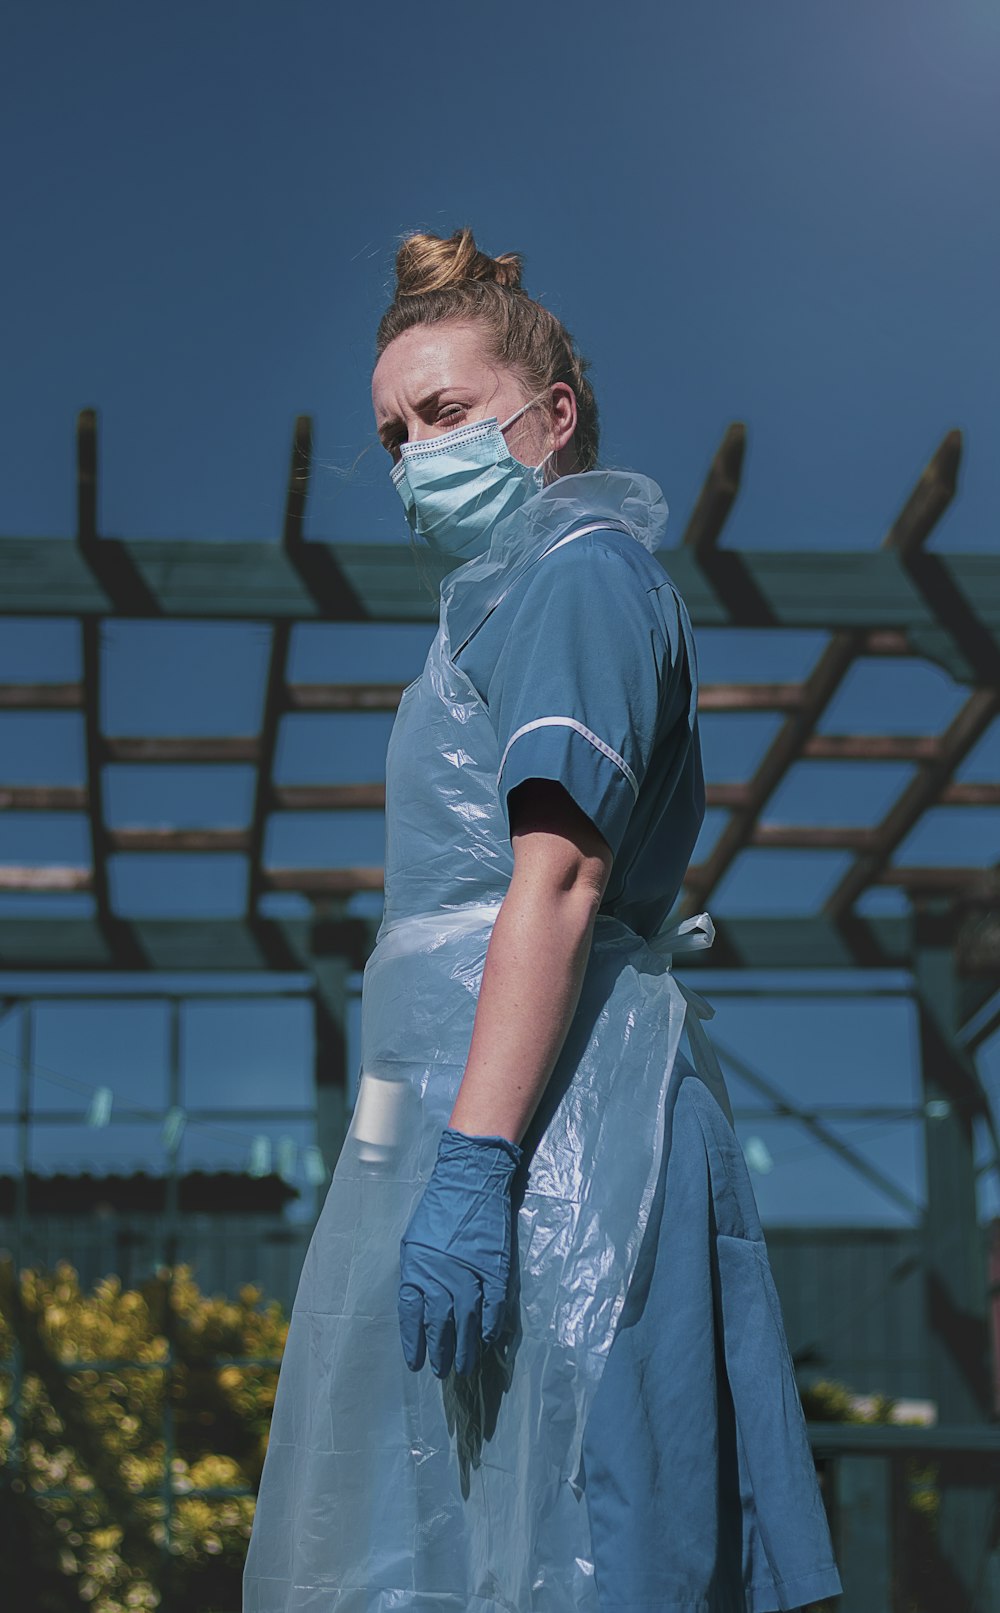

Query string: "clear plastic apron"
[243, 524, 734, 1613]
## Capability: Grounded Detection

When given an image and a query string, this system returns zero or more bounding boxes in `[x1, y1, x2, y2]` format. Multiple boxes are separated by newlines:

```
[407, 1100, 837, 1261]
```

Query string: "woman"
[243, 229, 843, 1613]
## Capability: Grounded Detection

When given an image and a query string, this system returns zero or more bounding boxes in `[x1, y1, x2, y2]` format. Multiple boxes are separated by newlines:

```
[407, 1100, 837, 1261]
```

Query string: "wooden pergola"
[2, 410, 999, 1601]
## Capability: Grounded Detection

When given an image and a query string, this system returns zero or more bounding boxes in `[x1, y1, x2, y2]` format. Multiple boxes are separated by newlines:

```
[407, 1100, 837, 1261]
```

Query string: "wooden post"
[312, 956, 350, 1209]
[913, 899, 994, 1604]
[835, 1454, 893, 1612]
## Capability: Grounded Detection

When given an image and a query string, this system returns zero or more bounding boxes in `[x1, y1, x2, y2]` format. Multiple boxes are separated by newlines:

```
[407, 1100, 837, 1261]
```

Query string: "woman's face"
[372, 319, 574, 470]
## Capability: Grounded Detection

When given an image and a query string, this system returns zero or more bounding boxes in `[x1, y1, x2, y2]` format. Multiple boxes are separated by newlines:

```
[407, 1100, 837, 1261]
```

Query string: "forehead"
[371, 321, 495, 416]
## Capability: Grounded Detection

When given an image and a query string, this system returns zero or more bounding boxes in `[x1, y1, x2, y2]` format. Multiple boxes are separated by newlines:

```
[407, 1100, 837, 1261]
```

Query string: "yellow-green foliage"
[1, 1263, 941, 1613]
[0, 1258, 288, 1613]
[802, 1375, 939, 1521]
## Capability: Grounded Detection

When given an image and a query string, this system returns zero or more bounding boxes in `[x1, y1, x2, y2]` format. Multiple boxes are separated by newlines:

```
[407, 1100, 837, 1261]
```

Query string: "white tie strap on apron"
[646, 910, 735, 1128]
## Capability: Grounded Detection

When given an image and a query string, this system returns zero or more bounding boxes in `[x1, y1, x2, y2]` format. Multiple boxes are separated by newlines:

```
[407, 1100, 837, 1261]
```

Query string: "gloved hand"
[398, 1125, 523, 1378]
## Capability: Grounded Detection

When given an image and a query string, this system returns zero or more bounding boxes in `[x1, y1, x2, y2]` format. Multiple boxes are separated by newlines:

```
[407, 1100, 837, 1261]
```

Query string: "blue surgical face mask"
[389, 394, 555, 561]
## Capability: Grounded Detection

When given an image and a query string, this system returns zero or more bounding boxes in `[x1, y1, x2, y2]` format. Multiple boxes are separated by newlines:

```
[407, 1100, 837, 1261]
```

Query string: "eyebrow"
[376, 388, 459, 445]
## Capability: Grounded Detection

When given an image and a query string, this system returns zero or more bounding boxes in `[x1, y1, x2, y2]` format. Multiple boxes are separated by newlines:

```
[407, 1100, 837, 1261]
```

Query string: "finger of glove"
[397, 1283, 427, 1372]
[481, 1278, 509, 1349]
[422, 1287, 456, 1379]
[453, 1278, 484, 1376]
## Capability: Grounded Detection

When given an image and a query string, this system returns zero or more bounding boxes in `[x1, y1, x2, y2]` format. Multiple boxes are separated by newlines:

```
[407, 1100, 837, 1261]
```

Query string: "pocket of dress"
[715, 1232, 838, 1581]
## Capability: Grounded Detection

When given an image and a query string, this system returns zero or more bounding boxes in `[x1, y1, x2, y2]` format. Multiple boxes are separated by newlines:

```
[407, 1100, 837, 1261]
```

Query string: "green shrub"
[0, 1257, 287, 1613]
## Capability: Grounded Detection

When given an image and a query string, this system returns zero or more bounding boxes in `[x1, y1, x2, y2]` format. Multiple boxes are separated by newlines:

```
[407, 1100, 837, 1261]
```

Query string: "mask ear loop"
[500, 392, 561, 484]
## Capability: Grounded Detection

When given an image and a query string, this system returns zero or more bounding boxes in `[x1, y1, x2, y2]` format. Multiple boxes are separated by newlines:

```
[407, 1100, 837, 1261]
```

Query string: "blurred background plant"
[0, 1258, 287, 1612]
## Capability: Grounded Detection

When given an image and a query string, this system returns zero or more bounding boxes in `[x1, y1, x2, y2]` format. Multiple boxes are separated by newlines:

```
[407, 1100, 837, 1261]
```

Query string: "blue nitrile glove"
[398, 1125, 523, 1378]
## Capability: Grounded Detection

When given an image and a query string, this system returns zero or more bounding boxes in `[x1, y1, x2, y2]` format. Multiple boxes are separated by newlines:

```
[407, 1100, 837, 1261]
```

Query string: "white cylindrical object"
[351, 1071, 410, 1163]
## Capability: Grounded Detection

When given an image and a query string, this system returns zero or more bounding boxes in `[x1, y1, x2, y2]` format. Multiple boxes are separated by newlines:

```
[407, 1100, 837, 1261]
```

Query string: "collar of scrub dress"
[441, 466, 671, 659]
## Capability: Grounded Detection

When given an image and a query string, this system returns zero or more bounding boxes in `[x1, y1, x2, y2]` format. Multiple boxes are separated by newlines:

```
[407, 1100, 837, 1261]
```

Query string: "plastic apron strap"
[647, 911, 735, 1128]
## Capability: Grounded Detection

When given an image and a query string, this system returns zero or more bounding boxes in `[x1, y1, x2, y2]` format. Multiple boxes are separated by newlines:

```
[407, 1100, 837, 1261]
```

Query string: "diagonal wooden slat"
[824, 688, 1000, 919]
[680, 423, 777, 625]
[682, 629, 864, 909]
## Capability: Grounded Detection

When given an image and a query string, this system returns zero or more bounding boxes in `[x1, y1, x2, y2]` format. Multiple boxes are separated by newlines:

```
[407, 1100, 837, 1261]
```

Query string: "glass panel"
[699, 713, 784, 783]
[277, 712, 395, 783]
[0, 617, 80, 681]
[712, 848, 854, 914]
[265, 809, 385, 868]
[0, 811, 91, 862]
[695, 627, 828, 684]
[108, 853, 247, 916]
[765, 761, 915, 827]
[104, 764, 256, 827]
[33, 1002, 169, 1112]
[0, 712, 85, 784]
[290, 620, 437, 683]
[102, 620, 270, 735]
[182, 998, 312, 1110]
[819, 658, 965, 735]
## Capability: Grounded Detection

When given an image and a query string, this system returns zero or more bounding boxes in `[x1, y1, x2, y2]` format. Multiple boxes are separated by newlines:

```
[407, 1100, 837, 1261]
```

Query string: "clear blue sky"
[1, 1, 998, 1227]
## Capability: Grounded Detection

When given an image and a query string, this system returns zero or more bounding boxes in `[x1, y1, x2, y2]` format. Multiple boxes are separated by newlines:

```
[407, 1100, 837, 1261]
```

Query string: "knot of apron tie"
[647, 910, 735, 1127]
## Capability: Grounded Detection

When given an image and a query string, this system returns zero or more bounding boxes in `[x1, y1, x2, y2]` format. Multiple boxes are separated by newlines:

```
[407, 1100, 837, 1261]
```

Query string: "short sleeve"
[486, 540, 670, 857]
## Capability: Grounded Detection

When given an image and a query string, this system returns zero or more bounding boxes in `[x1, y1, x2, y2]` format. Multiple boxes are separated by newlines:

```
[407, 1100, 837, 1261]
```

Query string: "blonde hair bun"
[394, 227, 524, 297]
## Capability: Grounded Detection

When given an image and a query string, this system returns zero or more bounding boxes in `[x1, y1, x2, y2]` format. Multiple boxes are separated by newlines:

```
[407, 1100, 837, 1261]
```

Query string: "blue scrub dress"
[454, 527, 843, 1613]
[243, 476, 843, 1613]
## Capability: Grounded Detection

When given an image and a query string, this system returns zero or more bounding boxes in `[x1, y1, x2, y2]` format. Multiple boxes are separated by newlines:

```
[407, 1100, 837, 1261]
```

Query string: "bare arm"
[447, 777, 614, 1145]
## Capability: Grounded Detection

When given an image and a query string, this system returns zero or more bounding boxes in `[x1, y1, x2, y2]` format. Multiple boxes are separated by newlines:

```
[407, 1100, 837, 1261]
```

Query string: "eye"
[438, 403, 468, 425]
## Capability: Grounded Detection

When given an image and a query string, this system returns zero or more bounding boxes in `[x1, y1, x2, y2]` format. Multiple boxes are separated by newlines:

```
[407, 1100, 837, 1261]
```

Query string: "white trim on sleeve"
[496, 716, 639, 799]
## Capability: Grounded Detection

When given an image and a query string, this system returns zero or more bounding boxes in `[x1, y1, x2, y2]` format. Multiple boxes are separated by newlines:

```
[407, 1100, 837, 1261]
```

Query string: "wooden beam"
[0, 683, 83, 710]
[0, 858, 382, 896]
[680, 422, 745, 561]
[749, 825, 877, 850]
[0, 911, 918, 974]
[77, 408, 97, 545]
[941, 782, 1000, 806]
[803, 734, 940, 762]
[273, 784, 385, 810]
[262, 867, 385, 895]
[0, 867, 92, 891]
[882, 430, 961, 558]
[861, 629, 911, 656]
[4, 778, 994, 816]
[101, 737, 260, 763]
[4, 535, 998, 632]
[682, 631, 863, 908]
[704, 783, 752, 809]
[698, 682, 805, 713]
[0, 787, 87, 811]
[681, 423, 781, 625]
[109, 830, 250, 853]
[882, 428, 1000, 691]
[825, 687, 1000, 919]
[287, 682, 407, 712]
[288, 681, 817, 716]
[876, 866, 1000, 896]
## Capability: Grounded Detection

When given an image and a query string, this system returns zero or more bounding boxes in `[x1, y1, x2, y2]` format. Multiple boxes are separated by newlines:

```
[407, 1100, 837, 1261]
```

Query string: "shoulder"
[520, 527, 681, 646]
[520, 527, 667, 607]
